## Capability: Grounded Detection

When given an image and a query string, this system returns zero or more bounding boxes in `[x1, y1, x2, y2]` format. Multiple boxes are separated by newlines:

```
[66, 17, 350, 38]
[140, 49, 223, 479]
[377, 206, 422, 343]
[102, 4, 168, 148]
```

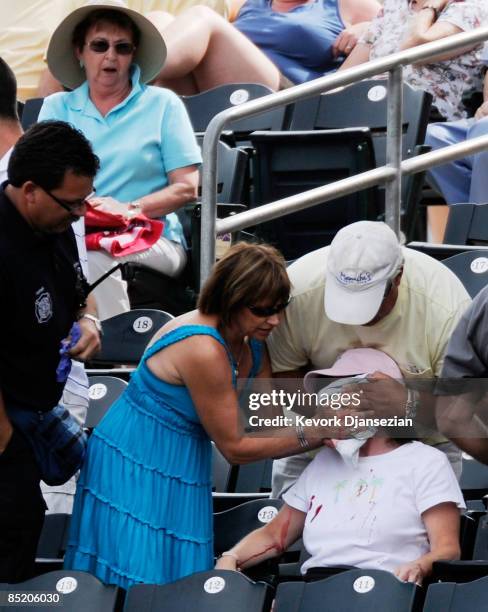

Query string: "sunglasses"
[86, 38, 135, 55]
[42, 186, 96, 214]
[248, 297, 292, 317]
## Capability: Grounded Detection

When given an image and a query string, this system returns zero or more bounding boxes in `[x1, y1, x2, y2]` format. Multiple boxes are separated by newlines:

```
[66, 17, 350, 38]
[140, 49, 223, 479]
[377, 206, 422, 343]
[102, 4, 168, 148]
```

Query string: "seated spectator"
[38, 1, 202, 320]
[0, 0, 230, 101]
[268, 221, 471, 498]
[217, 349, 465, 585]
[64, 242, 331, 589]
[340, 0, 488, 121]
[149, 0, 381, 94]
[426, 60, 488, 205]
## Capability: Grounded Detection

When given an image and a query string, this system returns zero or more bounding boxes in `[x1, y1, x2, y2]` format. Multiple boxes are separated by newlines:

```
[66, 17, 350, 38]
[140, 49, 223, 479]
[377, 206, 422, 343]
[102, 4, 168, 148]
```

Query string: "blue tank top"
[235, 0, 345, 84]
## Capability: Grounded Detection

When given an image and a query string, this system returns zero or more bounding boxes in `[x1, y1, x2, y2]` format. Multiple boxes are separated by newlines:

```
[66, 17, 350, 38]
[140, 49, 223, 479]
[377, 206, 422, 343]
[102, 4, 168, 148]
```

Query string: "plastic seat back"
[123, 570, 273, 612]
[86, 376, 128, 428]
[441, 250, 488, 297]
[274, 569, 422, 612]
[0, 570, 121, 611]
[213, 498, 283, 555]
[87, 309, 174, 368]
[182, 83, 288, 135]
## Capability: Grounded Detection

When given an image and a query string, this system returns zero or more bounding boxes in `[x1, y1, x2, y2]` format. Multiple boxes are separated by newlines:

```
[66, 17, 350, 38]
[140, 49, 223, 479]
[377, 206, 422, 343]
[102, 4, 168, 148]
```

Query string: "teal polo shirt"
[38, 65, 202, 244]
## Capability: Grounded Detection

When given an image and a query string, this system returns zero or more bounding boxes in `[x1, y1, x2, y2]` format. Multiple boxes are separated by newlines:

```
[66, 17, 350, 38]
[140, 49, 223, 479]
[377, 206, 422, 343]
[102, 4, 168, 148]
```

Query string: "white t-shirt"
[283, 441, 465, 575]
[0, 147, 12, 183]
[268, 246, 470, 380]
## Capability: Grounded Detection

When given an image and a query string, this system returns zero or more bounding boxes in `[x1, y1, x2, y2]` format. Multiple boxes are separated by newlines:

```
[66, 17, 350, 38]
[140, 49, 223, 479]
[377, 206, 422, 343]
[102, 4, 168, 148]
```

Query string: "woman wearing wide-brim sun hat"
[39, 0, 202, 321]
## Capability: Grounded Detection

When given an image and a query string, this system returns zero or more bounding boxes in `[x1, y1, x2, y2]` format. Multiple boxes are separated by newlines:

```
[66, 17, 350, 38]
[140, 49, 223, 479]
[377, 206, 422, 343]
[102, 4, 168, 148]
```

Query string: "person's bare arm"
[148, 337, 330, 463]
[338, 42, 372, 70]
[216, 504, 306, 570]
[395, 502, 461, 584]
[37, 67, 64, 97]
[436, 392, 488, 464]
[90, 165, 199, 219]
[135, 165, 199, 217]
[400, 0, 473, 63]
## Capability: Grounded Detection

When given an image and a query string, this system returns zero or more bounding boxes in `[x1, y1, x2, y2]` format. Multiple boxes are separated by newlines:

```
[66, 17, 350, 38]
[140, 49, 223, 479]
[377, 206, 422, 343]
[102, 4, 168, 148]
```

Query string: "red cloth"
[85, 203, 164, 257]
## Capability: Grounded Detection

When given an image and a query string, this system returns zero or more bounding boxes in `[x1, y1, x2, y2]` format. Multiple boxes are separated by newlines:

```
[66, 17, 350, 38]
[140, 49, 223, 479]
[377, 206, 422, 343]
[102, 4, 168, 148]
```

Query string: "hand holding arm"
[333, 22, 372, 58]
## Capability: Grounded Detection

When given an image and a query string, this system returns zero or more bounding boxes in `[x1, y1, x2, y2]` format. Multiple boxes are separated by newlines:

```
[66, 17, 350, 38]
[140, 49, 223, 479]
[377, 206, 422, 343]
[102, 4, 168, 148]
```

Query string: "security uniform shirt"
[0, 184, 84, 412]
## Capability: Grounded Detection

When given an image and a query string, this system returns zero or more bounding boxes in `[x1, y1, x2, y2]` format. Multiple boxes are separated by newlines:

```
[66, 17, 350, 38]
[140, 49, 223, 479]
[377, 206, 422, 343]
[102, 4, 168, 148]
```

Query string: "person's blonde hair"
[198, 242, 290, 326]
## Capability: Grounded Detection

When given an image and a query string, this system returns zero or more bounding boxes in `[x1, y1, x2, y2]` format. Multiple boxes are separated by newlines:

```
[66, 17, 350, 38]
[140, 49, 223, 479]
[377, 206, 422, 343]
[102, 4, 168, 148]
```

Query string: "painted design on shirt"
[333, 480, 348, 503]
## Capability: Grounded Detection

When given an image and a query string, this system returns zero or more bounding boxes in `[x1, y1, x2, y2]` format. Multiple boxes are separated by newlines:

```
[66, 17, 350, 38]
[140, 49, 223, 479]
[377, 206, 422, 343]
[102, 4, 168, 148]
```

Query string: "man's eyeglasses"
[86, 39, 135, 55]
[248, 297, 292, 317]
[42, 186, 96, 214]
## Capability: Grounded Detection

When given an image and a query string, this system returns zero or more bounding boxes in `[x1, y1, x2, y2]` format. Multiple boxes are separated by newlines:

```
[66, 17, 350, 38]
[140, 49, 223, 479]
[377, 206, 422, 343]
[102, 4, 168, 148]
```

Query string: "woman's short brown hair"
[198, 242, 291, 326]
[72, 9, 141, 52]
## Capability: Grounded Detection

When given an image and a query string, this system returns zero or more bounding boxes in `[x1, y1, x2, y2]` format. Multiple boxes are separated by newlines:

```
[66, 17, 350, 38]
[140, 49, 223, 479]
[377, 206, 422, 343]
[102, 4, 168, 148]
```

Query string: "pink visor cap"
[304, 348, 402, 392]
[324, 221, 404, 325]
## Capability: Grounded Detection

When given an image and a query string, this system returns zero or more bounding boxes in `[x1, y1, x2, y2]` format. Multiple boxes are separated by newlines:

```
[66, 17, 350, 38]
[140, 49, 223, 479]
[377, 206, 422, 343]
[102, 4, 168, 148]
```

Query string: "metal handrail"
[200, 26, 488, 284]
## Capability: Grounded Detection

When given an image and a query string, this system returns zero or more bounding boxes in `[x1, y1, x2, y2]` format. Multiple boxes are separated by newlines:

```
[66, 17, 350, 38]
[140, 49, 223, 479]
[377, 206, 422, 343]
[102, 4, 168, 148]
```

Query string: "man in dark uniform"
[0, 120, 101, 582]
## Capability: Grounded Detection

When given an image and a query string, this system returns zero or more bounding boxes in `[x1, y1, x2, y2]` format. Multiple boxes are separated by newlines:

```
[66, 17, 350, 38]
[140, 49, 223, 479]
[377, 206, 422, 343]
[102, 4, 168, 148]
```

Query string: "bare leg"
[151, 6, 281, 93]
[146, 11, 199, 94]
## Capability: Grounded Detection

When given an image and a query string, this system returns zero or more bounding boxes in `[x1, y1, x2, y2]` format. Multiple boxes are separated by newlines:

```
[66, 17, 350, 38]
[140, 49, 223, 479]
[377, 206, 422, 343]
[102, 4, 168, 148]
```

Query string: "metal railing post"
[385, 66, 403, 237]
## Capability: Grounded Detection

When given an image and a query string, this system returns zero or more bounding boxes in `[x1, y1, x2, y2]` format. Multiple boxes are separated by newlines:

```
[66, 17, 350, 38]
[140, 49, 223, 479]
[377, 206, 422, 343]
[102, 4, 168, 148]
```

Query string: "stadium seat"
[36, 514, 71, 560]
[234, 459, 273, 493]
[289, 81, 431, 167]
[86, 309, 173, 375]
[273, 569, 422, 612]
[33, 514, 71, 575]
[213, 498, 283, 556]
[212, 442, 235, 493]
[423, 576, 488, 611]
[123, 569, 273, 612]
[0, 570, 122, 611]
[182, 83, 289, 137]
[20, 97, 43, 130]
[441, 250, 488, 297]
[443, 202, 488, 245]
[248, 128, 378, 259]
[85, 376, 128, 429]
[288, 80, 432, 240]
[461, 455, 488, 500]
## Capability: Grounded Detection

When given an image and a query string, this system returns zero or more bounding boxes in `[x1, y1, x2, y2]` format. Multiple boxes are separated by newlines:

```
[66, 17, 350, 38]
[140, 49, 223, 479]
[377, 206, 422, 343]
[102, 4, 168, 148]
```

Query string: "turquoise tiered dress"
[64, 325, 262, 589]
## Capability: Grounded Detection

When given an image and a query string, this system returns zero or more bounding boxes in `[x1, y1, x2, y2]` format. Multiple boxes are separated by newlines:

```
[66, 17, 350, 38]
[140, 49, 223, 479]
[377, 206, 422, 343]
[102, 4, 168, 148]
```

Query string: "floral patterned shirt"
[362, 0, 488, 120]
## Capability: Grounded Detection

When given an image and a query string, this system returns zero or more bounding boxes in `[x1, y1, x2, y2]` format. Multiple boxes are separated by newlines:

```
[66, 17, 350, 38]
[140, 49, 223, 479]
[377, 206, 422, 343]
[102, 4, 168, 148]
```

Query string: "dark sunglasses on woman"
[87, 39, 135, 55]
[248, 297, 292, 317]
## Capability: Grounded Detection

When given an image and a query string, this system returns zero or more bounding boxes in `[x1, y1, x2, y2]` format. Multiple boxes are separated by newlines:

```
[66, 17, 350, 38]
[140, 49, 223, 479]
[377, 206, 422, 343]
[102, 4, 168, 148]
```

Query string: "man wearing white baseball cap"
[268, 220, 472, 497]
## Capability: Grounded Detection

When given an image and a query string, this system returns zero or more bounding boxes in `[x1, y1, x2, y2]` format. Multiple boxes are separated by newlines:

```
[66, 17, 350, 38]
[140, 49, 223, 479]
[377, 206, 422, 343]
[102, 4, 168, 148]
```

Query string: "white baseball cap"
[324, 221, 404, 325]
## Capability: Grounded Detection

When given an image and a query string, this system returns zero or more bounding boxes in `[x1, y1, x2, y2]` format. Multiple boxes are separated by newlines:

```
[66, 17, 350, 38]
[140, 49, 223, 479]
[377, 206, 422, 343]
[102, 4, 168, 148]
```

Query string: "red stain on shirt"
[310, 504, 323, 522]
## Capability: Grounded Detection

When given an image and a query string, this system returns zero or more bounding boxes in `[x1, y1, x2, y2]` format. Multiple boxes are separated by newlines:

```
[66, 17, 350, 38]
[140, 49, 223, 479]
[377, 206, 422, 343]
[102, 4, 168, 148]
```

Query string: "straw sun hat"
[46, 0, 167, 89]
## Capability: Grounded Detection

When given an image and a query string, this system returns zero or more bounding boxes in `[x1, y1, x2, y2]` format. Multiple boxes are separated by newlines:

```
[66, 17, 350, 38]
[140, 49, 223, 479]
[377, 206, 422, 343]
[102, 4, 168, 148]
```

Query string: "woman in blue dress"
[149, 0, 380, 94]
[65, 242, 327, 588]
